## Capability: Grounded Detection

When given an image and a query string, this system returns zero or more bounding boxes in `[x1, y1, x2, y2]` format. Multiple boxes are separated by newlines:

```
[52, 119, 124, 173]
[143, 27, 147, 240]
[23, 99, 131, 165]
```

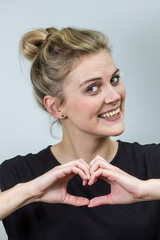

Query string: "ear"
[43, 95, 64, 119]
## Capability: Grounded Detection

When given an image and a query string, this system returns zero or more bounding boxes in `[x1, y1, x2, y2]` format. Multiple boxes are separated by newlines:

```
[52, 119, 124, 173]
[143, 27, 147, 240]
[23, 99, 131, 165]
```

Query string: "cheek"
[64, 96, 85, 116]
[65, 95, 101, 117]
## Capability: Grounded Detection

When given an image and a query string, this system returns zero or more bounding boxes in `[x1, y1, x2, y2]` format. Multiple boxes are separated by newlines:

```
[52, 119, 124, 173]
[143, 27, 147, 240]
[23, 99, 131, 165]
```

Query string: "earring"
[61, 114, 65, 118]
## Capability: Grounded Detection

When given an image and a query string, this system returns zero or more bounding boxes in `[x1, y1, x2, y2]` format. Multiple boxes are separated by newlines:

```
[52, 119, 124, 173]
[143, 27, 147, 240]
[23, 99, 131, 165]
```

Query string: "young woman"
[0, 27, 160, 240]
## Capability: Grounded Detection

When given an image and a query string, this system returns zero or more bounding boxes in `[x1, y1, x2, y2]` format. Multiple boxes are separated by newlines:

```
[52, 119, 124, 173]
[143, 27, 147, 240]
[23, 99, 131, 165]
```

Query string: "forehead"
[66, 50, 117, 86]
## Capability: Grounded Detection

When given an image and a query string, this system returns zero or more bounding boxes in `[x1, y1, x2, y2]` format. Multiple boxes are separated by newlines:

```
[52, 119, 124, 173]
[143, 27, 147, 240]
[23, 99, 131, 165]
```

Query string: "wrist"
[18, 182, 38, 206]
[141, 179, 160, 201]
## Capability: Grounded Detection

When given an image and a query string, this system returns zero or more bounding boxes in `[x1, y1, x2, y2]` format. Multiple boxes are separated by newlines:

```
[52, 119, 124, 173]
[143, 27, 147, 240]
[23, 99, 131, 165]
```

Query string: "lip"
[98, 106, 120, 117]
[102, 112, 121, 121]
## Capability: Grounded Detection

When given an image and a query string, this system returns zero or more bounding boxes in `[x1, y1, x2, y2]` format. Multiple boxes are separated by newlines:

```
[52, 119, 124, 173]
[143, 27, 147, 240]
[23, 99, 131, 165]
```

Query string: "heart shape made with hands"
[37, 155, 114, 207]
[66, 155, 118, 207]
[66, 155, 138, 207]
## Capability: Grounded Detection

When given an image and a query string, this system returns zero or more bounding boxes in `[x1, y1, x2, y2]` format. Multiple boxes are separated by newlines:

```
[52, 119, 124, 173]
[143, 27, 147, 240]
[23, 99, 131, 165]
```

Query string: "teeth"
[99, 108, 120, 119]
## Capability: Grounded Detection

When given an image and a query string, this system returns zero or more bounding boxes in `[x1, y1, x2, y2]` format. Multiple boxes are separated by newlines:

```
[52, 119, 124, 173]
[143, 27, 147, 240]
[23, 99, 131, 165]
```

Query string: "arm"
[0, 184, 33, 220]
[88, 155, 160, 207]
[0, 159, 90, 220]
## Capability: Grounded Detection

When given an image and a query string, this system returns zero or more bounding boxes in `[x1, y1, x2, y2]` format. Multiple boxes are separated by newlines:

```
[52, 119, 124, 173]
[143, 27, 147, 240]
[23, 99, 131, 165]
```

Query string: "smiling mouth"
[98, 107, 120, 119]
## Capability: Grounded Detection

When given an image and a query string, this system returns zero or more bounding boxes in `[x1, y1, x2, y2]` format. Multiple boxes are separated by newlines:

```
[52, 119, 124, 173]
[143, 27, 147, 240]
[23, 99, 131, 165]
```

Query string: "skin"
[61, 49, 126, 138]
[0, 160, 90, 220]
[88, 155, 160, 207]
[0, 49, 158, 221]
[43, 49, 160, 207]
[44, 49, 126, 164]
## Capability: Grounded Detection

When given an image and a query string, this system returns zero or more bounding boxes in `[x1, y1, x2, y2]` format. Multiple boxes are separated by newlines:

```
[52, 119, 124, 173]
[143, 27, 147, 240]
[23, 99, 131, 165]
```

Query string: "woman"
[0, 27, 160, 240]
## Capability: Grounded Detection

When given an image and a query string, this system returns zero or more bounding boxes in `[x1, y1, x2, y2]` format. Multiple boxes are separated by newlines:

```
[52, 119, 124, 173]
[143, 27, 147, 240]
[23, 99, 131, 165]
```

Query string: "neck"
[51, 130, 118, 164]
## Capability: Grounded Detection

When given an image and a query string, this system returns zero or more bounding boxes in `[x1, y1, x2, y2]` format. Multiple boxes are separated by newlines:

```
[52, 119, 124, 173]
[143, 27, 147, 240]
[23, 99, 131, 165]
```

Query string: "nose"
[104, 85, 120, 105]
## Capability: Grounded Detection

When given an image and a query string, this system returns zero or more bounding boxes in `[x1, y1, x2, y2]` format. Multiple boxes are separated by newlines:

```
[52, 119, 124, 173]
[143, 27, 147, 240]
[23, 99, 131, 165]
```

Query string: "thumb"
[88, 195, 113, 208]
[63, 193, 90, 206]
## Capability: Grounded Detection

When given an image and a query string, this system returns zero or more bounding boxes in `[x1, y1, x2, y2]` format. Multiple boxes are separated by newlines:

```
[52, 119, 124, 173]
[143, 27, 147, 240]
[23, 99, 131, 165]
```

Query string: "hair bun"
[20, 27, 58, 61]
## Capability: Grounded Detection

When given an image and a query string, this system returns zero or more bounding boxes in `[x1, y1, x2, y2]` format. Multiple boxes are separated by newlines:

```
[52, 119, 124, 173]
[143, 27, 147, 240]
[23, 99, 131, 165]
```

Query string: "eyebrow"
[79, 68, 120, 87]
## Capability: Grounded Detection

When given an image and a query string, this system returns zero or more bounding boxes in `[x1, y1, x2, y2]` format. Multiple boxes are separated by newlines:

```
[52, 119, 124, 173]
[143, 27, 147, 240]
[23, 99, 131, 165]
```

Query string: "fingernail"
[88, 181, 91, 185]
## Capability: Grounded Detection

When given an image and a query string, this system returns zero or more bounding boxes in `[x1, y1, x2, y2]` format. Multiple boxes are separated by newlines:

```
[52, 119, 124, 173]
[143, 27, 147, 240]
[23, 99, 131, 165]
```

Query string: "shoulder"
[118, 140, 160, 178]
[1, 146, 53, 170]
[0, 146, 58, 190]
[119, 140, 160, 156]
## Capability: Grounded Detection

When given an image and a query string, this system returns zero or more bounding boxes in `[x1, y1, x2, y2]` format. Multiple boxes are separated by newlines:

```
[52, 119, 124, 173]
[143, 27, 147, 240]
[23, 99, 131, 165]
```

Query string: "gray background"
[0, 0, 160, 238]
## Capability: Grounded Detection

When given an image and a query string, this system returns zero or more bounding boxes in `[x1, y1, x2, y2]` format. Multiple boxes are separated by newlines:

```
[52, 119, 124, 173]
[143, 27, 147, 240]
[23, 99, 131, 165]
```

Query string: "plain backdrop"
[0, 0, 160, 239]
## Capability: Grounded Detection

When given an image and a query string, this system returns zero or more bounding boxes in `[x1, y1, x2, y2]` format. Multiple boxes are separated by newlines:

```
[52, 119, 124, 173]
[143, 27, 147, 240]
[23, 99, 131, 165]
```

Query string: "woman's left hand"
[88, 156, 145, 207]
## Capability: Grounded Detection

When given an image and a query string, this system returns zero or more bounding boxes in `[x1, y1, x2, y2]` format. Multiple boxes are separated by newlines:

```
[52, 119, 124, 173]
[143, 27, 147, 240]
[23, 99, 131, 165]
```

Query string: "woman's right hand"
[28, 159, 90, 206]
[0, 159, 90, 220]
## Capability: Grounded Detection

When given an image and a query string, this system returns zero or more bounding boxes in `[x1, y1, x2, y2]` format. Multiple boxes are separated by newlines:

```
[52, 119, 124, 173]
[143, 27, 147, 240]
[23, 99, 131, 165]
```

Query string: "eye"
[85, 83, 102, 95]
[110, 75, 120, 85]
[86, 85, 99, 93]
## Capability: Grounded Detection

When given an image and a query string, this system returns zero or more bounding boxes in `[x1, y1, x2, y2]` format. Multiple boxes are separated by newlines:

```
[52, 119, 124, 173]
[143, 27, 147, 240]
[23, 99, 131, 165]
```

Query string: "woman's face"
[61, 50, 126, 138]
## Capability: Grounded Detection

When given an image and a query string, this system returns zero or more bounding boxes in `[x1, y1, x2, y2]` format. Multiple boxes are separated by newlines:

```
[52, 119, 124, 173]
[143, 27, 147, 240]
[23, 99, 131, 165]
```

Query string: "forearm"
[0, 183, 35, 220]
[142, 179, 160, 201]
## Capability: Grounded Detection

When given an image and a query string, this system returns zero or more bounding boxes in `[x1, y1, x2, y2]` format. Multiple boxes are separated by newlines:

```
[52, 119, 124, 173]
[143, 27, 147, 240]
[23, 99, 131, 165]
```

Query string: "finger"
[78, 158, 90, 170]
[88, 195, 113, 207]
[90, 155, 106, 167]
[88, 168, 105, 185]
[90, 161, 108, 175]
[88, 174, 98, 186]
[89, 167, 141, 199]
[64, 158, 90, 170]
[90, 155, 117, 176]
[63, 160, 90, 179]
[55, 163, 90, 180]
[88, 168, 118, 186]
[60, 166, 89, 181]
[90, 158, 127, 178]
[82, 179, 88, 186]
[63, 193, 90, 206]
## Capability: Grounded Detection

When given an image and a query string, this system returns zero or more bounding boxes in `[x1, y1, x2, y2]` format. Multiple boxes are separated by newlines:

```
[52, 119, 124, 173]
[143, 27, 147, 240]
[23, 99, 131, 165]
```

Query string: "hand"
[27, 159, 90, 207]
[88, 155, 145, 207]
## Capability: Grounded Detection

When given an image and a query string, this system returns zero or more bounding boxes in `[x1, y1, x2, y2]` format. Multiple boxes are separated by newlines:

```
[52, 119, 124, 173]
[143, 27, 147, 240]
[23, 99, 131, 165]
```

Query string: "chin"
[107, 123, 125, 137]
[111, 129, 125, 137]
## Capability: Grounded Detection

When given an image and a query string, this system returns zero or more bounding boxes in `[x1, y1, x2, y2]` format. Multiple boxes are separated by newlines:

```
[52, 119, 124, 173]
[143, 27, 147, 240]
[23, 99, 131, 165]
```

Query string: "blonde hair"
[20, 27, 111, 111]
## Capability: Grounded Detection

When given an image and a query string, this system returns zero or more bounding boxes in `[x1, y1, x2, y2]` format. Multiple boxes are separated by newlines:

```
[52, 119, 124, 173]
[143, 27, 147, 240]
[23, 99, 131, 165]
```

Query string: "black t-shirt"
[0, 140, 160, 240]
